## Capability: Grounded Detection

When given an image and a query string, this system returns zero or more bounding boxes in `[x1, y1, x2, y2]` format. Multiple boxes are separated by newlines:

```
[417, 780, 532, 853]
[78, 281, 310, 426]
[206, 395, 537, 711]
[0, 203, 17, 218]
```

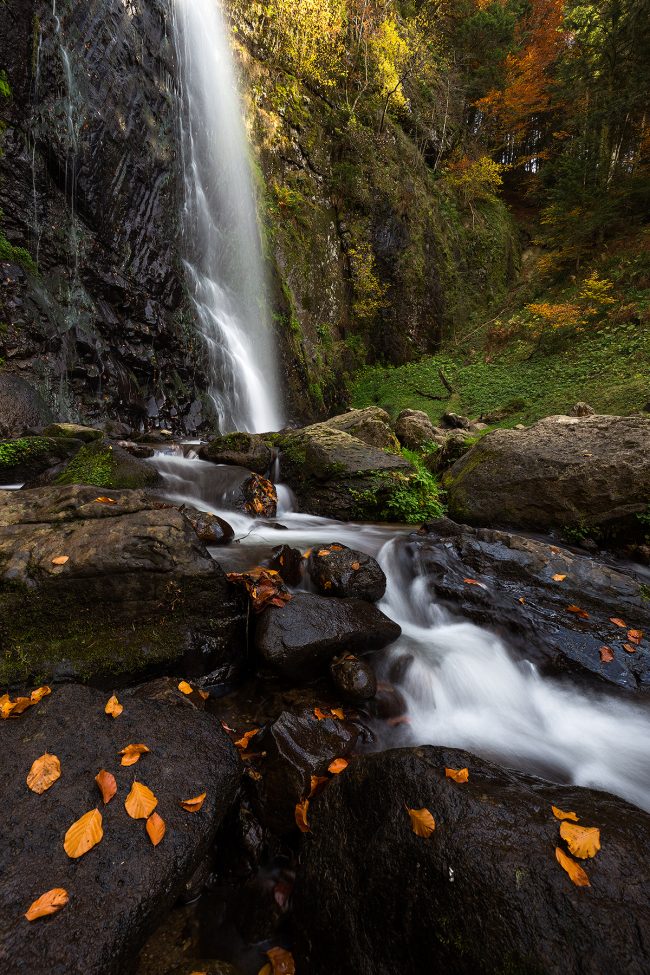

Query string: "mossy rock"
[198, 432, 274, 475]
[56, 441, 161, 489]
[0, 436, 81, 483]
[42, 422, 103, 443]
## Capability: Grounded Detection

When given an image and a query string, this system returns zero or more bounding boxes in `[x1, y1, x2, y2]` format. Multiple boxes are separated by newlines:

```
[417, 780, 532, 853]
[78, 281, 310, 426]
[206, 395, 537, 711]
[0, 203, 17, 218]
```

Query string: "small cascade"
[172, 0, 283, 435]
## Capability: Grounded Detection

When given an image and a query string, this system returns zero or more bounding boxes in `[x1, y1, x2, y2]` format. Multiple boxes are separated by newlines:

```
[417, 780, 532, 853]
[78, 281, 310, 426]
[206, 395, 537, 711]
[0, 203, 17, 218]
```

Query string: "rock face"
[0, 374, 54, 437]
[255, 592, 401, 681]
[199, 433, 274, 475]
[445, 414, 650, 538]
[0, 683, 240, 975]
[322, 408, 400, 451]
[394, 409, 438, 450]
[295, 745, 650, 975]
[0, 485, 246, 684]
[413, 519, 650, 690]
[307, 543, 386, 602]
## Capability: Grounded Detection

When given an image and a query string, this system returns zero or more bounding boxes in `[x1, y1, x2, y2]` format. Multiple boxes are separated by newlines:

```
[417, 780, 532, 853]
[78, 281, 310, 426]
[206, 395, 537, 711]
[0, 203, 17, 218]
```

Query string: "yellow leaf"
[180, 792, 206, 813]
[94, 497, 117, 504]
[408, 807, 436, 837]
[559, 821, 601, 859]
[328, 758, 349, 774]
[125, 781, 158, 820]
[295, 799, 310, 833]
[445, 767, 469, 783]
[119, 743, 150, 766]
[105, 695, 123, 718]
[178, 680, 193, 695]
[551, 805, 579, 822]
[25, 888, 69, 921]
[330, 708, 345, 720]
[95, 769, 117, 805]
[555, 846, 590, 887]
[30, 686, 51, 704]
[64, 808, 103, 859]
[552, 574, 567, 582]
[51, 556, 69, 566]
[27, 753, 61, 795]
[146, 812, 166, 847]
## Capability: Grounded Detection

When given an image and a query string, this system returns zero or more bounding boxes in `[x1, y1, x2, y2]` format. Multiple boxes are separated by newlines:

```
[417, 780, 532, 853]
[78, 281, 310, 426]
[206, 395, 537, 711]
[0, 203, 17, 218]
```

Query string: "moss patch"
[56, 441, 159, 489]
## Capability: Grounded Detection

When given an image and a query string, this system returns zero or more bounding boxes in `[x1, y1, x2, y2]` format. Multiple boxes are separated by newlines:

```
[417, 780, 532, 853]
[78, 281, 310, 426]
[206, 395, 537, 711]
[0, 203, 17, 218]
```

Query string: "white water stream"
[153, 452, 650, 813]
[172, 0, 283, 434]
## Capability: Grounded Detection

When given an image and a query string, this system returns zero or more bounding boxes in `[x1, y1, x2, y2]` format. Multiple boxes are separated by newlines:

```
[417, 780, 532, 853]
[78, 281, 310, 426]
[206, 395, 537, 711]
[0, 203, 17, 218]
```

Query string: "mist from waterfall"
[172, 0, 283, 434]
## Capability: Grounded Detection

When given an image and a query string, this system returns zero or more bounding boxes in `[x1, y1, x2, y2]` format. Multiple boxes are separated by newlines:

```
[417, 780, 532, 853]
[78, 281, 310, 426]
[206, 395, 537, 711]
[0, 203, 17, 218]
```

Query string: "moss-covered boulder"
[198, 432, 274, 474]
[0, 436, 82, 483]
[42, 422, 103, 442]
[0, 485, 246, 685]
[56, 440, 161, 489]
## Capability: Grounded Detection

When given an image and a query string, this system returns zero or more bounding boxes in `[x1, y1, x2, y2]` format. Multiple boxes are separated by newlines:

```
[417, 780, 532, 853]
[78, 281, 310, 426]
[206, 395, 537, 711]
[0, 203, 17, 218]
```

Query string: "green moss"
[0, 436, 77, 476]
[381, 451, 445, 524]
[56, 441, 158, 489]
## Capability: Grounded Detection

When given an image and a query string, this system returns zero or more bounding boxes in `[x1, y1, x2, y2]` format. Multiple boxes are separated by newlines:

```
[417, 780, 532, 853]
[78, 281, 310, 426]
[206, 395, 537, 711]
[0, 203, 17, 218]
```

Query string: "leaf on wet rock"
[94, 496, 117, 504]
[610, 617, 626, 628]
[309, 775, 329, 798]
[445, 767, 469, 783]
[1, 686, 51, 720]
[95, 769, 117, 805]
[328, 758, 349, 774]
[559, 821, 601, 859]
[125, 781, 158, 820]
[51, 556, 69, 566]
[64, 808, 103, 859]
[464, 578, 487, 589]
[25, 888, 69, 922]
[295, 799, 310, 833]
[265, 947, 296, 974]
[408, 807, 436, 837]
[105, 694, 123, 718]
[552, 805, 579, 822]
[227, 567, 293, 612]
[180, 792, 206, 813]
[555, 846, 590, 887]
[146, 812, 166, 847]
[317, 549, 331, 557]
[331, 708, 345, 720]
[177, 680, 193, 695]
[567, 605, 589, 619]
[313, 708, 328, 720]
[599, 646, 614, 663]
[119, 743, 150, 766]
[234, 729, 260, 750]
[27, 753, 61, 795]
[30, 686, 51, 703]
[623, 643, 637, 654]
[552, 574, 567, 582]
[351, 561, 361, 570]
[627, 629, 643, 645]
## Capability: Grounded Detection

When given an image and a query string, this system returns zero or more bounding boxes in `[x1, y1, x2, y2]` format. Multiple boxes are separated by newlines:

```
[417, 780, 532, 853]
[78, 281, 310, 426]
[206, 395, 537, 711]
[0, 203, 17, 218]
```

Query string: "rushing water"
[153, 451, 650, 813]
[172, 0, 283, 434]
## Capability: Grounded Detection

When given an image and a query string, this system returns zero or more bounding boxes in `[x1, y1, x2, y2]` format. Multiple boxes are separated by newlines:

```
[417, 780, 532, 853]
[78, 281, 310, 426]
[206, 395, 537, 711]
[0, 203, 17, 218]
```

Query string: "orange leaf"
[266, 947, 296, 975]
[464, 578, 487, 589]
[567, 605, 589, 619]
[328, 758, 349, 774]
[623, 643, 637, 654]
[25, 888, 69, 922]
[198, 689, 210, 701]
[180, 792, 206, 813]
[146, 812, 166, 847]
[552, 805, 579, 822]
[351, 562, 361, 571]
[125, 781, 158, 820]
[295, 799, 310, 833]
[552, 574, 567, 582]
[313, 708, 328, 720]
[234, 729, 259, 750]
[599, 646, 614, 663]
[64, 808, 103, 859]
[309, 775, 328, 798]
[30, 686, 51, 704]
[518, 597, 526, 604]
[27, 753, 61, 795]
[627, 629, 643, 645]
[119, 743, 150, 766]
[51, 556, 69, 566]
[95, 769, 117, 805]
[610, 617, 626, 628]
[105, 695, 123, 718]
[445, 767, 469, 783]
[318, 549, 331, 557]
[178, 681, 193, 695]
[408, 807, 436, 837]
[560, 821, 601, 859]
[330, 708, 345, 720]
[94, 497, 117, 504]
[555, 846, 590, 887]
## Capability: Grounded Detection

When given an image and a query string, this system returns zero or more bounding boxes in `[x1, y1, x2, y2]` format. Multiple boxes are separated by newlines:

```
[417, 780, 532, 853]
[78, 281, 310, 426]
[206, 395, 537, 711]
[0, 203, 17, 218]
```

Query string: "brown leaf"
[599, 646, 614, 663]
[177, 681, 193, 695]
[198, 689, 210, 701]
[445, 767, 469, 783]
[560, 821, 601, 859]
[64, 808, 103, 859]
[309, 775, 329, 798]
[552, 805, 579, 822]
[105, 695, 123, 718]
[125, 781, 158, 820]
[328, 758, 349, 774]
[627, 629, 643, 645]
[227, 567, 293, 613]
[408, 807, 436, 837]
[51, 556, 69, 566]
[25, 888, 69, 922]
[95, 769, 117, 805]
[266, 947, 296, 975]
[234, 729, 260, 750]
[146, 812, 166, 847]
[518, 596, 526, 605]
[552, 574, 567, 582]
[567, 605, 589, 619]
[610, 617, 627, 628]
[119, 743, 150, 766]
[555, 846, 590, 887]
[295, 799, 310, 833]
[623, 643, 638, 654]
[94, 497, 117, 504]
[27, 753, 61, 795]
[180, 792, 206, 813]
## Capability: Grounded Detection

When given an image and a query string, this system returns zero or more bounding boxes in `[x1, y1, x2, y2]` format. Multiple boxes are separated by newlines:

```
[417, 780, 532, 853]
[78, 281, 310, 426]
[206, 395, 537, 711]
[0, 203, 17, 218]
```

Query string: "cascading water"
[172, 0, 283, 435]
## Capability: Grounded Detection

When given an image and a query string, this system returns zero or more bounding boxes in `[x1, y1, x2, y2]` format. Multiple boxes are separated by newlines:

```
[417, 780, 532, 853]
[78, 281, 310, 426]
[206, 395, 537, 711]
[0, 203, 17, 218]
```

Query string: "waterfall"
[172, 0, 283, 435]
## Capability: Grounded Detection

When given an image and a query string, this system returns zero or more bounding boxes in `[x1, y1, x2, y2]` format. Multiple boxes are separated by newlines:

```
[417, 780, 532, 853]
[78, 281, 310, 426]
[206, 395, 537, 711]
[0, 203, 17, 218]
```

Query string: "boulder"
[240, 473, 277, 518]
[0, 436, 82, 483]
[295, 745, 650, 975]
[330, 654, 377, 701]
[55, 441, 161, 490]
[413, 519, 650, 690]
[0, 485, 246, 685]
[255, 592, 401, 681]
[307, 543, 386, 601]
[42, 422, 103, 443]
[394, 409, 439, 450]
[182, 506, 235, 546]
[322, 407, 400, 451]
[267, 544, 305, 587]
[444, 414, 650, 538]
[199, 433, 274, 475]
[571, 402, 596, 417]
[0, 683, 240, 975]
[424, 430, 475, 474]
[0, 373, 54, 437]
[441, 411, 472, 430]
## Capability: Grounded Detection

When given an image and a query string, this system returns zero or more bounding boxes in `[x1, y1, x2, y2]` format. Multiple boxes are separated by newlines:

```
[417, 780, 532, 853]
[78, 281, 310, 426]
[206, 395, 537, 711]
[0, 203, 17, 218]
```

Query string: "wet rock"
[330, 654, 377, 701]
[445, 414, 650, 539]
[0, 683, 240, 975]
[241, 473, 278, 518]
[307, 543, 386, 601]
[267, 544, 304, 587]
[0, 435, 81, 483]
[295, 745, 650, 975]
[394, 409, 439, 450]
[323, 407, 400, 451]
[0, 373, 54, 437]
[0, 485, 247, 684]
[199, 433, 274, 475]
[55, 441, 162, 490]
[255, 592, 401, 681]
[441, 411, 472, 430]
[42, 422, 103, 442]
[182, 506, 235, 547]
[117, 440, 156, 459]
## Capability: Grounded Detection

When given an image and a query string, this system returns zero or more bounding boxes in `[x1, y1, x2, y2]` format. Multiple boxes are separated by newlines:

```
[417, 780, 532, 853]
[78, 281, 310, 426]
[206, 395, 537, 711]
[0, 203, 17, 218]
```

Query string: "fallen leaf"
[627, 629, 643, 645]
[180, 792, 206, 813]
[258, 968, 272, 975]
[119, 743, 150, 766]
[266, 947, 296, 975]
[198, 689, 210, 701]
[330, 708, 345, 720]
[464, 578, 487, 589]
[64, 808, 103, 859]
[445, 767, 469, 783]
[105, 695, 123, 718]
[94, 497, 117, 504]
[317, 549, 330, 557]
[125, 781, 158, 820]
[599, 646, 614, 663]
[552, 574, 567, 582]
[560, 821, 601, 859]
[2, 686, 51, 720]
[25, 888, 69, 921]
[234, 729, 260, 750]
[227, 567, 293, 613]
[555, 846, 590, 887]
[518, 597, 526, 605]
[313, 708, 328, 720]
[309, 775, 328, 797]
[408, 807, 436, 837]
[328, 758, 349, 774]
[146, 812, 166, 847]
[610, 617, 626, 628]
[247, 768, 262, 781]
[567, 605, 589, 620]
[95, 770, 117, 805]
[552, 805, 579, 822]
[623, 643, 638, 654]
[351, 562, 361, 570]
[51, 556, 69, 566]
[27, 753, 61, 795]
[295, 799, 310, 833]
[30, 686, 51, 703]
[330, 545, 344, 552]
[178, 681, 193, 695]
